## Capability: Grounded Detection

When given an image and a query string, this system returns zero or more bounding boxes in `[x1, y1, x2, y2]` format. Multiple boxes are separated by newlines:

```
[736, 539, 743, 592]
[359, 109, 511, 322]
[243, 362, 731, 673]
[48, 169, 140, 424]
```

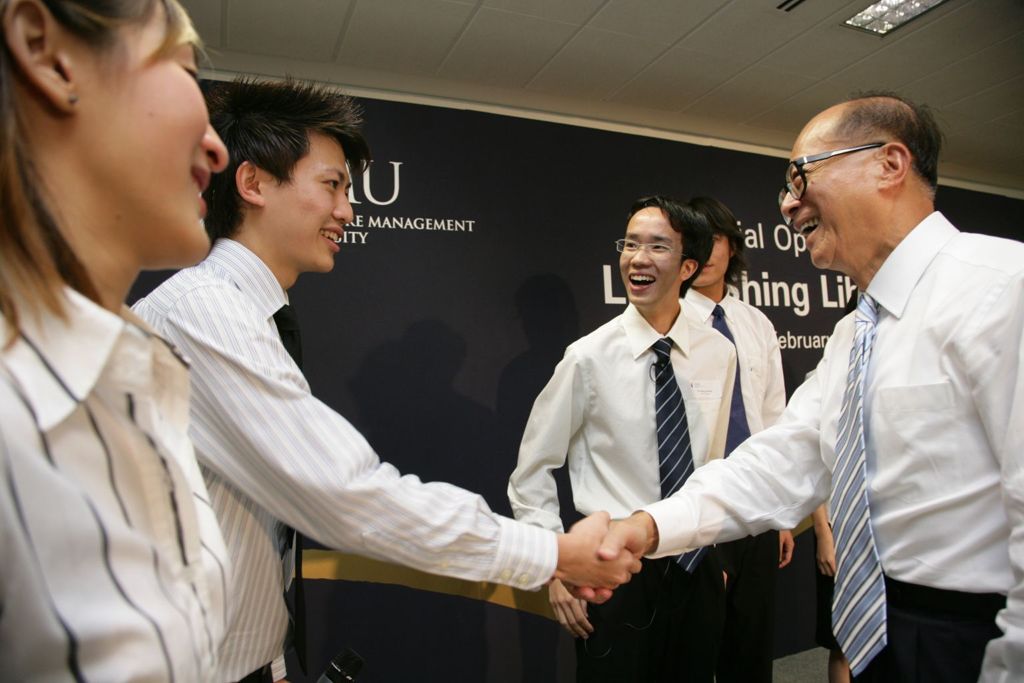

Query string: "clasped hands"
[553, 511, 659, 604]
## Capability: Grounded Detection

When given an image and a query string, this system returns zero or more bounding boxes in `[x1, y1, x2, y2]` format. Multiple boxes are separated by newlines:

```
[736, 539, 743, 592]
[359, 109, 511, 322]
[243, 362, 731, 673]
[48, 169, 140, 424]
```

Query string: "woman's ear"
[3, 0, 80, 114]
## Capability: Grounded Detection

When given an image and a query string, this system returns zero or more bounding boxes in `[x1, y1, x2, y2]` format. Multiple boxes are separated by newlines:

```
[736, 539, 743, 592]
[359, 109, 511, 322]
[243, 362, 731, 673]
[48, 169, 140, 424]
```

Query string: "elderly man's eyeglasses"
[777, 142, 885, 213]
[615, 239, 687, 259]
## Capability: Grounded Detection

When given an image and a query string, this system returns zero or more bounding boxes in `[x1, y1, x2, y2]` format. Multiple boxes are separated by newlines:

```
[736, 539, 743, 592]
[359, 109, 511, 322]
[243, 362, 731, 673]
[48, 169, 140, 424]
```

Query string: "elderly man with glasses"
[606, 92, 1024, 683]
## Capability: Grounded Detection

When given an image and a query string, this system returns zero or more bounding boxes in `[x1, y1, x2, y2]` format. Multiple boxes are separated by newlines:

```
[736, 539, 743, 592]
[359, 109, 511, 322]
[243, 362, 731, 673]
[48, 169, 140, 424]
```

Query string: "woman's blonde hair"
[0, 0, 198, 341]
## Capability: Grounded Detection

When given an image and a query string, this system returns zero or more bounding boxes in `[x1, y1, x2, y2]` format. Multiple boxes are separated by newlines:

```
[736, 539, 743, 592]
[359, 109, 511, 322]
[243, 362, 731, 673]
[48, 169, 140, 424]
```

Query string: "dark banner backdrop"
[133, 95, 1023, 683]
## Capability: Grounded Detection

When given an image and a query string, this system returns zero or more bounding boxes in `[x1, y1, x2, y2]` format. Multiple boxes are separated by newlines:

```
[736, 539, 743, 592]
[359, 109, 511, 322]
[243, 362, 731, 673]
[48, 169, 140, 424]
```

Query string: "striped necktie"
[830, 293, 886, 676]
[652, 338, 707, 572]
[710, 304, 751, 455]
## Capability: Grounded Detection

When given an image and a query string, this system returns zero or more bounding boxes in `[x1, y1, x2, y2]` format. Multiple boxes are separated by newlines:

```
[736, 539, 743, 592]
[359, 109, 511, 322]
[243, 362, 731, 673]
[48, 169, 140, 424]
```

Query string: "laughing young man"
[134, 78, 641, 683]
[509, 196, 736, 682]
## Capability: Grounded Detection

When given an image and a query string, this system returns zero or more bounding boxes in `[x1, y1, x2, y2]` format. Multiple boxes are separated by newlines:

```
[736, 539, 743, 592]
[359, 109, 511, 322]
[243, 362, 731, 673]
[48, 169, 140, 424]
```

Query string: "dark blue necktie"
[711, 305, 750, 456]
[652, 338, 707, 572]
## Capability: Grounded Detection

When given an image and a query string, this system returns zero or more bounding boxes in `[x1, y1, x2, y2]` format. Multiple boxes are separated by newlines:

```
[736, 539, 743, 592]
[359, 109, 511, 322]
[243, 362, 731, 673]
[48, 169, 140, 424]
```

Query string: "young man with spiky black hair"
[135, 78, 642, 683]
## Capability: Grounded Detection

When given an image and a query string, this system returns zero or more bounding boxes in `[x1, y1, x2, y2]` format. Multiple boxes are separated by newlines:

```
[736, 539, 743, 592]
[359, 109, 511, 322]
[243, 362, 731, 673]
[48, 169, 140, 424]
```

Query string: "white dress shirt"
[684, 289, 786, 433]
[643, 213, 1024, 682]
[508, 302, 735, 532]
[134, 239, 557, 681]
[0, 288, 229, 682]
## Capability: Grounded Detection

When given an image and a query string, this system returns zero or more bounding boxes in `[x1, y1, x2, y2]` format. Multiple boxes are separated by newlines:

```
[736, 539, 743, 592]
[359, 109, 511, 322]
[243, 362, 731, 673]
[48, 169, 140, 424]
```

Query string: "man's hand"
[599, 511, 658, 561]
[778, 529, 795, 569]
[548, 578, 594, 638]
[554, 512, 643, 603]
[815, 525, 836, 576]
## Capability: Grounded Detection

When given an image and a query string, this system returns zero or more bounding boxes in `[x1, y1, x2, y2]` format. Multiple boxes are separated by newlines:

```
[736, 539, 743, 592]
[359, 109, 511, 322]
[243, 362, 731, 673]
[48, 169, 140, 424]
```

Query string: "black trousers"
[716, 530, 779, 683]
[855, 577, 1005, 683]
[575, 553, 725, 682]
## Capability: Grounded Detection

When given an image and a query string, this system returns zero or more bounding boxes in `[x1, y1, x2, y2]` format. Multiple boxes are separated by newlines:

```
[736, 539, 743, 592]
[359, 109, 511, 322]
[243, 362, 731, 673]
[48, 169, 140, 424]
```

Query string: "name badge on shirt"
[689, 380, 722, 400]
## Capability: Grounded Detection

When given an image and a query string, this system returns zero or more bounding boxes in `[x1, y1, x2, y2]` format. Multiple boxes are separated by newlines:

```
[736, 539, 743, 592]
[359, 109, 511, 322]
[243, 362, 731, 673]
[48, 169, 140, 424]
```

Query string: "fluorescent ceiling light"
[844, 0, 950, 35]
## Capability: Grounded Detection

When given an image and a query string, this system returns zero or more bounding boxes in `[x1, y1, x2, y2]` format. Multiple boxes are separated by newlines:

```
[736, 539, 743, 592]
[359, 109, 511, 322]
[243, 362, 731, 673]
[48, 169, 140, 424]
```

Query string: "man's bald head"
[829, 92, 943, 196]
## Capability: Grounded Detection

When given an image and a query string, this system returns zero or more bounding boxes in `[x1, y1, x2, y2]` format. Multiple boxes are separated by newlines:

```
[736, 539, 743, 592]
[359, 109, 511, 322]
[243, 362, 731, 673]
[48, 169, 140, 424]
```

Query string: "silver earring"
[68, 93, 79, 105]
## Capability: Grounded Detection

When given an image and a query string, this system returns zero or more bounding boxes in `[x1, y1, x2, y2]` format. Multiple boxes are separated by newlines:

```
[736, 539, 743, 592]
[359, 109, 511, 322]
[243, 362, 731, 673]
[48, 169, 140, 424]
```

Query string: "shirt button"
[517, 574, 531, 586]
[500, 569, 512, 581]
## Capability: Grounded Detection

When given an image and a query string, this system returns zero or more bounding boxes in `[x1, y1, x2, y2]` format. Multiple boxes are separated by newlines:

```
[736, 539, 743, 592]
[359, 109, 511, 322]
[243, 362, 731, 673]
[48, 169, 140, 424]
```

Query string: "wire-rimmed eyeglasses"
[615, 238, 688, 259]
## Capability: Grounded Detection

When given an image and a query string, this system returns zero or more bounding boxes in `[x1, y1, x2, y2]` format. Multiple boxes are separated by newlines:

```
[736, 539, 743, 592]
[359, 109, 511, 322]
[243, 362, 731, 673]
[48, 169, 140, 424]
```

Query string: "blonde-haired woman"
[0, 1, 230, 679]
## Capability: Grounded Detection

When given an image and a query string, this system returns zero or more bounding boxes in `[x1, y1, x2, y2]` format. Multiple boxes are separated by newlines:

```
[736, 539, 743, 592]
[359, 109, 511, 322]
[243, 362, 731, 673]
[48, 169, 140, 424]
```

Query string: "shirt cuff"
[640, 495, 701, 559]
[270, 654, 287, 681]
[489, 517, 558, 590]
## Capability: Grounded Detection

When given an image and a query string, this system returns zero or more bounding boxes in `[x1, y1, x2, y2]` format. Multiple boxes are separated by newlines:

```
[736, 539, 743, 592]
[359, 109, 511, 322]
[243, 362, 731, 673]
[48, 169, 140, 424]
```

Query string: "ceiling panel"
[682, 66, 819, 121]
[609, 47, 750, 111]
[226, 0, 353, 61]
[482, 0, 606, 25]
[336, 0, 475, 74]
[188, 0, 223, 49]
[827, 1, 1024, 92]
[760, 25, 884, 82]
[527, 28, 670, 100]
[679, 4, 812, 63]
[943, 75, 1024, 123]
[438, 8, 579, 87]
[899, 35, 1024, 109]
[588, 0, 725, 44]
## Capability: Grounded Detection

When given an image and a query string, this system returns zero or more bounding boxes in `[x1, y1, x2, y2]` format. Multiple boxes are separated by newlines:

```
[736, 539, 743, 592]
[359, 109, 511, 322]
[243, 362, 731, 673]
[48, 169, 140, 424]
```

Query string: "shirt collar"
[206, 238, 289, 319]
[2, 288, 126, 430]
[622, 301, 692, 360]
[867, 211, 958, 319]
[683, 288, 723, 324]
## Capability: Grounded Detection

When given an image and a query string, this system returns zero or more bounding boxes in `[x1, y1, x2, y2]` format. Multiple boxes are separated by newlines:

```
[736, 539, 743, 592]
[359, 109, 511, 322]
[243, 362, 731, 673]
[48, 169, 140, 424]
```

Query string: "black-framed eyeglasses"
[615, 238, 689, 260]
[777, 142, 885, 213]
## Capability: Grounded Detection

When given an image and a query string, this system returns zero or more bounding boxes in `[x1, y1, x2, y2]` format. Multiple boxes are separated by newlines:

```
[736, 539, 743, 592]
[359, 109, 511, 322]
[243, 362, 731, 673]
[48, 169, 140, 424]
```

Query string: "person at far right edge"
[684, 195, 794, 683]
[606, 91, 1024, 683]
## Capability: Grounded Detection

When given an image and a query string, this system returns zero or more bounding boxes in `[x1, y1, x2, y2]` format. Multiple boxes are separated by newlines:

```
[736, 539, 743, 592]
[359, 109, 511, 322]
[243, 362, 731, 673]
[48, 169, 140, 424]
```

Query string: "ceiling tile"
[182, 0, 223, 48]
[942, 75, 1024, 123]
[679, 4, 808, 62]
[609, 47, 749, 111]
[337, 0, 474, 73]
[899, 35, 1024, 109]
[760, 23, 880, 82]
[226, 0, 353, 61]
[527, 28, 669, 100]
[482, 0, 605, 25]
[681, 66, 819, 122]
[589, 0, 724, 44]
[439, 8, 579, 87]
[814, 0, 1024, 93]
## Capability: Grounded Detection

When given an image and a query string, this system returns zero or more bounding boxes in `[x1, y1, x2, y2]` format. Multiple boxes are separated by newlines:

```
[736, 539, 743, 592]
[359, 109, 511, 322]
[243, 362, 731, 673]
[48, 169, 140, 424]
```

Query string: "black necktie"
[273, 304, 303, 370]
[271, 304, 307, 674]
[652, 338, 707, 572]
[710, 305, 751, 455]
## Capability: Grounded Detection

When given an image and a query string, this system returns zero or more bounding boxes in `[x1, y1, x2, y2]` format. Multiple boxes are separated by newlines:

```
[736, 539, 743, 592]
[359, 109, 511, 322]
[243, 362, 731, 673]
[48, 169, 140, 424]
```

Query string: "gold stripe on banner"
[304, 517, 815, 618]
[302, 550, 556, 619]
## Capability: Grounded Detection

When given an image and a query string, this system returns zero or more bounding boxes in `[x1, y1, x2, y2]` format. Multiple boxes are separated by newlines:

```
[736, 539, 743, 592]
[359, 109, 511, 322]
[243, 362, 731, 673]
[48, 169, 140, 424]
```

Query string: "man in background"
[684, 195, 793, 683]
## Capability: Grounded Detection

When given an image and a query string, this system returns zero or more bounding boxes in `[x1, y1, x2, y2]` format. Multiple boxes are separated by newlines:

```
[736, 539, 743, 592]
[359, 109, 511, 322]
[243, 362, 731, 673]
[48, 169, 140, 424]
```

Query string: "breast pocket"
[873, 380, 964, 501]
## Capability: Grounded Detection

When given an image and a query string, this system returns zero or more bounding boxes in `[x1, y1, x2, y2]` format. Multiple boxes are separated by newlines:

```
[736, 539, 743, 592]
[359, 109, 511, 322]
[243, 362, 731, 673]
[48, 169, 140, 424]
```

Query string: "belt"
[884, 576, 1006, 621]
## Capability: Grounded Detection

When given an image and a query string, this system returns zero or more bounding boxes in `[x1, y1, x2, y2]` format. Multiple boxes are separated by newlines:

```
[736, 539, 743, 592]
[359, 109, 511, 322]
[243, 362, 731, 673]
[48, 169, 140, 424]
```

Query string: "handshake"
[553, 511, 659, 603]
